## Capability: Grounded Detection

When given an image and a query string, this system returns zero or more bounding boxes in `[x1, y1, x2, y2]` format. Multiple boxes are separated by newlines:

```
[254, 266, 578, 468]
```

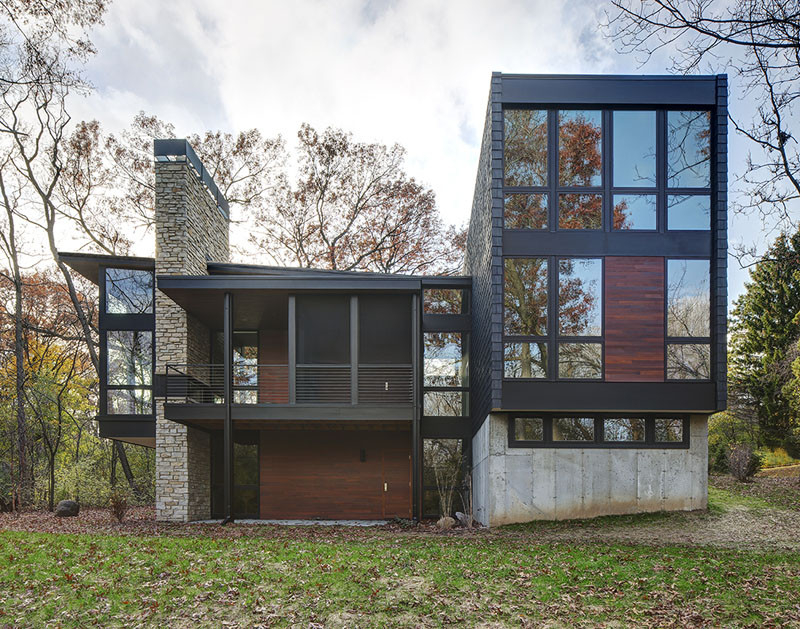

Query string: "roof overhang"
[59, 251, 155, 285]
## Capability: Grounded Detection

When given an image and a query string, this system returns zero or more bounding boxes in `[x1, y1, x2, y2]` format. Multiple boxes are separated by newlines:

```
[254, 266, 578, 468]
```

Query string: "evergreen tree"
[729, 231, 800, 453]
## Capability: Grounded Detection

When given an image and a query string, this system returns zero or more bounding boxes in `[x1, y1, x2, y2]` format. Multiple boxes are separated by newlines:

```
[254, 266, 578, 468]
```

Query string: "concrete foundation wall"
[155, 158, 229, 522]
[472, 413, 708, 526]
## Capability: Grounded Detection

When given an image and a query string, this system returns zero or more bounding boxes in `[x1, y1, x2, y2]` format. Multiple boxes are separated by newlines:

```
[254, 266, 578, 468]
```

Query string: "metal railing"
[164, 363, 413, 405]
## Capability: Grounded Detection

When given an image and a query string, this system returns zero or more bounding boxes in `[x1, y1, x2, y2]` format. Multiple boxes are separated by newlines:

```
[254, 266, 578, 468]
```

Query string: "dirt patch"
[2, 480, 799, 552]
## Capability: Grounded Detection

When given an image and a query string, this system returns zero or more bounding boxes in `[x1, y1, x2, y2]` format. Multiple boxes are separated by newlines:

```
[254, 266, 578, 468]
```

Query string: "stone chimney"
[153, 140, 229, 522]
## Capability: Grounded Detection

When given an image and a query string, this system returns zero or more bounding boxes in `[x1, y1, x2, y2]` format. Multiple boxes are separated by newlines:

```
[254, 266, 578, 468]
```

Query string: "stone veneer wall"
[155, 158, 229, 522]
[472, 414, 708, 526]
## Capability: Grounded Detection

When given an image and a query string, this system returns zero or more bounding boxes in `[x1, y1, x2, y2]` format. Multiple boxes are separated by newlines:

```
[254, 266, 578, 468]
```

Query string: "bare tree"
[606, 0, 800, 253]
[250, 124, 465, 275]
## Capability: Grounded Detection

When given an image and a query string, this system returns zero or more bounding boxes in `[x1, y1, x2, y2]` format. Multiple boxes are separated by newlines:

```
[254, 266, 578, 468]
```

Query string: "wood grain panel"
[259, 429, 411, 519]
[605, 257, 665, 382]
[258, 330, 288, 403]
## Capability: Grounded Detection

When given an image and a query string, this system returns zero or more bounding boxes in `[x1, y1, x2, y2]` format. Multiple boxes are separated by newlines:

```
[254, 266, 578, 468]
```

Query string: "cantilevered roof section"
[59, 251, 155, 285]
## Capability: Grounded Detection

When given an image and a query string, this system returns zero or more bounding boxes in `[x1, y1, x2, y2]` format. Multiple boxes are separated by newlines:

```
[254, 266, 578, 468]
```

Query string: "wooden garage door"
[259, 429, 411, 520]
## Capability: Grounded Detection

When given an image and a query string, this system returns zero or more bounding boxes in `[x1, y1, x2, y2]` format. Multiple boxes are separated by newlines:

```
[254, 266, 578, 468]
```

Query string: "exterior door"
[382, 449, 412, 518]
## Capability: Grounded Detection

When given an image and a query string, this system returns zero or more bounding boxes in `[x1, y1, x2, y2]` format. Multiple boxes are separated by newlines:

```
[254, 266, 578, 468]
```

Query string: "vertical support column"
[288, 295, 296, 404]
[350, 296, 358, 405]
[411, 292, 421, 521]
[222, 292, 234, 524]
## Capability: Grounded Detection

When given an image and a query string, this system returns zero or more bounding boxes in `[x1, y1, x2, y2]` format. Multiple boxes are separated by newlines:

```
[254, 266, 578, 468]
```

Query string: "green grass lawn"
[1, 524, 798, 627]
[1, 484, 798, 627]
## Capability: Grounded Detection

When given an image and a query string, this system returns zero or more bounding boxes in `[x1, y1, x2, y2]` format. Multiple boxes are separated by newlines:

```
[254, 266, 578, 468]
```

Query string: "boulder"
[436, 516, 455, 530]
[55, 500, 79, 517]
[455, 511, 474, 528]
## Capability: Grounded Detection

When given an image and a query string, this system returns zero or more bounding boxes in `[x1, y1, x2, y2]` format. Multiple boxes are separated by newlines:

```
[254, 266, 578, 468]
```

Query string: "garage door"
[259, 429, 412, 520]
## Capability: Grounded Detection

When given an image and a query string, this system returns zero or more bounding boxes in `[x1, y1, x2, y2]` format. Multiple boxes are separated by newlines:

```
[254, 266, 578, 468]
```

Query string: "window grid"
[503, 256, 604, 381]
[508, 415, 690, 449]
[502, 107, 712, 235]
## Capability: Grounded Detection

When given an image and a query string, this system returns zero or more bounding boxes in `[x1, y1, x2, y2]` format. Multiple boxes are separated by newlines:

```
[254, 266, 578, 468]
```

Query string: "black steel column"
[222, 291, 234, 524]
[411, 292, 421, 521]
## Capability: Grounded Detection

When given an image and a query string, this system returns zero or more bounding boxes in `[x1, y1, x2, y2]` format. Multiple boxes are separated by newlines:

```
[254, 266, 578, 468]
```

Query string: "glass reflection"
[655, 418, 684, 442]
[423, 391, 467, 416]
[559, 258, 602, 336]
[559, 193, 602, 229]
[668, 195, 710, 230]
[105, 268, 153, 314]
[613, 194, 657, 230]
[515, 417, 544, 441]
[107, 388, 151, 415]
[423, 288, 465, 314]
[424, 332, 468, 387]
[558, 343, 602, 379]
[613, 111, 656, 187]
[504, 109, 548, 187]
[504, 193, 547, 229]
[667, 344, 711, 379]
[668, 111, 711, 188]
[504, 342, 547, 379]
[559, 110, 602, 187]
[107, 331, 152, 386]
[504, 258, 548, 336]
[667, 259, 710, 337]
[604, 418, 646, 442]
[552, 417, 594, 441]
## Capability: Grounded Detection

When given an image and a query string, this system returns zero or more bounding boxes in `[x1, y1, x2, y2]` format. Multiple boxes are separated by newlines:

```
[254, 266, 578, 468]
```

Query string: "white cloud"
[76, 0, 758, 300]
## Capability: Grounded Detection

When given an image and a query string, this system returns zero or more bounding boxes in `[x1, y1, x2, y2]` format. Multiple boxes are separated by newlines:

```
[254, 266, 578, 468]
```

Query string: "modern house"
[62, 73, 727, 525]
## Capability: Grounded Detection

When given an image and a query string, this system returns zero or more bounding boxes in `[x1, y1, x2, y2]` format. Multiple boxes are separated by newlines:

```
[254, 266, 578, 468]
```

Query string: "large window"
[504, 258, 548, 336]
[668, 111, 711, 188]
[559, 110, 602, 187]
[105, 268, 153, 314]
[211, 431, 259, 519]
[667, 259, 711, 380]
[503, 107, 712, 233]
[504, 109, 547, 187]
[106, 330, 152, 414]
[504, 257, 603, 380]
[613, 111, 656, 187]
[424, 333, 468, 387]
[509, 416, 689, 448]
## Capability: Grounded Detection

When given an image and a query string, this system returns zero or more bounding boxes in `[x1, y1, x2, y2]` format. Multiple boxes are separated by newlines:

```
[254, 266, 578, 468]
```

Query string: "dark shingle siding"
[466, 76, 502, 433]
[715, 75, 728, 409]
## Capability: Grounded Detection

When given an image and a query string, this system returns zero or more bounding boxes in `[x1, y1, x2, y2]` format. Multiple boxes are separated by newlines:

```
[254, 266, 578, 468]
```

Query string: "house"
[61, 73, 727, 525]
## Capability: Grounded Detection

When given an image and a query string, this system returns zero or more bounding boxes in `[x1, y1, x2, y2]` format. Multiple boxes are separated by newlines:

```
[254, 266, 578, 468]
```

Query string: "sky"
[69, 0, 776, 304]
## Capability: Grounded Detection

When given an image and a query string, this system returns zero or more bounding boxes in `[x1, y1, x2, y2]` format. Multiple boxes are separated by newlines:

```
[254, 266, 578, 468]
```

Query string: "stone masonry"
[155, 156, 229, 522]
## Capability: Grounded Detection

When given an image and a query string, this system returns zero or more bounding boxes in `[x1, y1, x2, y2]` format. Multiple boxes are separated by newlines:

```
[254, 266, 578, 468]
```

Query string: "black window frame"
[502, 106, 713, 236]
[99, 265, 156, 417]
[508, 414, 690, 449]
[664, 257, 712, 382]
[503, 255, 604, 382]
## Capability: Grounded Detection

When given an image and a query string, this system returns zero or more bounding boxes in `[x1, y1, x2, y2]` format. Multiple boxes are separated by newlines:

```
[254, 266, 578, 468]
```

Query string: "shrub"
[108, 488, 130, 522]
[708, 411, 759, 473]
[728, 444, 762, 481]
[756, 447, 800, 469]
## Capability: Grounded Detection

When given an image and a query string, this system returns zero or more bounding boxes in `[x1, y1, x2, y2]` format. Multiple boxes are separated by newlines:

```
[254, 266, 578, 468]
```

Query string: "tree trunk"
[48, 453, 56, 512]
[115, 442, 138, 495]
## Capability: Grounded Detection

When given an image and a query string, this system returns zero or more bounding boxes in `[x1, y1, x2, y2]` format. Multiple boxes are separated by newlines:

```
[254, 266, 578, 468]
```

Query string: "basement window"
[509, 416, 690, 448]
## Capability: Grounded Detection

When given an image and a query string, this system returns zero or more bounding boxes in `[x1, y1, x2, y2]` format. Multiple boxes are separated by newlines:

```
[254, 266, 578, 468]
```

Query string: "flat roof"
[59, 251, 155, 285]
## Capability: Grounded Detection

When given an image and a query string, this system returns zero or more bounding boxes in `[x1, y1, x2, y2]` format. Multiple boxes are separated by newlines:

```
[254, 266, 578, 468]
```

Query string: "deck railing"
[164, 363, 413, 405]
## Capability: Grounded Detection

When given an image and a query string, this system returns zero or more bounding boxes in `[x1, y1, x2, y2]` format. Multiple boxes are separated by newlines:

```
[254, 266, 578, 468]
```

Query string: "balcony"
[163, 363, 415, 426]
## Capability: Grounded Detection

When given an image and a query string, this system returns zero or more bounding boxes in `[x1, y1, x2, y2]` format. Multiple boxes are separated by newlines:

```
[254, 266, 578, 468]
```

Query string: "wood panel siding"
[258, 329, 288, 403]
[604, 257, 665, 382]
[259, 429, 411, 519]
